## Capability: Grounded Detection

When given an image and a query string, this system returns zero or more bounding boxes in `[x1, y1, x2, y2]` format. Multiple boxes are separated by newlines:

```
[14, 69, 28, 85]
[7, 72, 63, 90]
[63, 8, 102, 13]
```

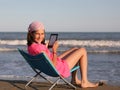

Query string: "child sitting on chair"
[27, 21, 100, 88]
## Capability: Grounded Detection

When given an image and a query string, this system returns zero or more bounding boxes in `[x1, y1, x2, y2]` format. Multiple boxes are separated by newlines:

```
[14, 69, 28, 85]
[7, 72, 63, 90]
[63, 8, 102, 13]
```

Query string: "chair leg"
[49, 76, 76, 90]
[60, 76, 76, 89]
[25, 74, 38, 88]
[49, 78, 60, 90]
[38, 73, 53, 84]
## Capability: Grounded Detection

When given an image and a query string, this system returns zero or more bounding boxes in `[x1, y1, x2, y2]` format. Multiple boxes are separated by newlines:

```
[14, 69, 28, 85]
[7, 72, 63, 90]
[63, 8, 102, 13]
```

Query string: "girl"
[27, 21, 99, 88]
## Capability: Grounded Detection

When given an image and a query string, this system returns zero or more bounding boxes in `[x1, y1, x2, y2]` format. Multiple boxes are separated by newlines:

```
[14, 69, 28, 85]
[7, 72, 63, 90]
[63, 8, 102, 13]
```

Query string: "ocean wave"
[1, 39, 120, 47]
[0, 75, 56, 82]
[59, 40, 120, 47]
[0, 40, 27, 45]
[0, 48, 17, 52]
[0, 75, 36, 81]
[1, 47, 120, 53]
[88, 50, 120, 53]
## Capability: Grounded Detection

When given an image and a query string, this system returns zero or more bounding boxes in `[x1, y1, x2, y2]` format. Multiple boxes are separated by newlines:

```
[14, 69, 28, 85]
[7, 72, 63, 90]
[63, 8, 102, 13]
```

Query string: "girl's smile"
[33, 29, 45, 44]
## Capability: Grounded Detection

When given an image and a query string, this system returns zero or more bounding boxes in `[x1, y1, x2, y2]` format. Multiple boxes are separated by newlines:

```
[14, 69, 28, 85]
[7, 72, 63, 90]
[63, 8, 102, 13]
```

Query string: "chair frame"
[18, 49, 79, 90]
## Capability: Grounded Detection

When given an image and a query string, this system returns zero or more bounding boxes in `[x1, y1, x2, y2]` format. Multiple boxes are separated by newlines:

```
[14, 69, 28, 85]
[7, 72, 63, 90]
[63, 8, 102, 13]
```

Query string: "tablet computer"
[48, 34, 58, 48]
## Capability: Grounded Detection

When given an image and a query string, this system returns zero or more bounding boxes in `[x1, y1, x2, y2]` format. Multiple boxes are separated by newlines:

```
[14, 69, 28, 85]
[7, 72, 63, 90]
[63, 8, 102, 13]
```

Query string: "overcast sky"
[0, 0, 120, 32]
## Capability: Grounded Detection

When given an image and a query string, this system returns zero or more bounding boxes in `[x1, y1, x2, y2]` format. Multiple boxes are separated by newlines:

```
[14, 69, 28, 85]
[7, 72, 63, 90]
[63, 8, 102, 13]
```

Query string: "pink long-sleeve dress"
[28, 43, 70, 78]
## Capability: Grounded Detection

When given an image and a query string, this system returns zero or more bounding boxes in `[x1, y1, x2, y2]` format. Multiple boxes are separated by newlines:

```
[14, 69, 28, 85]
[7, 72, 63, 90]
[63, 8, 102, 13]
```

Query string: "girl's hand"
[46, 42, 49, 48]
[52, 41, 59, 53]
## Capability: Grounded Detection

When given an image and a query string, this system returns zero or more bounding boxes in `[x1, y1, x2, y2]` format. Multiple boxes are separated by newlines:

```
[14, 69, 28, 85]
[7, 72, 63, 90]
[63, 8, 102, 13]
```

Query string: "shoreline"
[0, 75, 120, 86]
[0, 79, 120, 90]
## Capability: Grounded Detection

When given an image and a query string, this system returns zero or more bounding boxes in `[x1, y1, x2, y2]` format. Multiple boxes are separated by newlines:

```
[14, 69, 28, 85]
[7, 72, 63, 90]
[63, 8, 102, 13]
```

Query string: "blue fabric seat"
[18, 49, 79, 90]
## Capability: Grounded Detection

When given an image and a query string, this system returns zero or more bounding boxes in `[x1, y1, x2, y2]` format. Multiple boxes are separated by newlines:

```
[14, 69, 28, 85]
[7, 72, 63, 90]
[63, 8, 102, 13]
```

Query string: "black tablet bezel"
[48, 34, 58, 48]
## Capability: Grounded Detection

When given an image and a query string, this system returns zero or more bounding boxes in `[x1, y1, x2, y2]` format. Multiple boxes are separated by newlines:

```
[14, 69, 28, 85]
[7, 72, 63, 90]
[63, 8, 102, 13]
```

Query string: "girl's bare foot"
[81, 81, 99, 88]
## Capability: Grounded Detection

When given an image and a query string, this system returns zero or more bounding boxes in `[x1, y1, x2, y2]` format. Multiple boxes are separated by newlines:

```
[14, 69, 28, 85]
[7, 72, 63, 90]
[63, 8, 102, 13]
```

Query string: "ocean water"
[0, 32, 120, 85]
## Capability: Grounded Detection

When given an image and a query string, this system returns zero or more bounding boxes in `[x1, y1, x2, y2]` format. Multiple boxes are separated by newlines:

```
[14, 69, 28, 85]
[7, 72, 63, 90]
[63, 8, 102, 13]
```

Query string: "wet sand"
[0, 80, 120, 90]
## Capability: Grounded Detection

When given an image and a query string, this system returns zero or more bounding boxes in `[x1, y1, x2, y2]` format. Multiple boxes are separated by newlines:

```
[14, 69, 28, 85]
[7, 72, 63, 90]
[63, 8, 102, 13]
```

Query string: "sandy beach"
[0, 80, 119, 90]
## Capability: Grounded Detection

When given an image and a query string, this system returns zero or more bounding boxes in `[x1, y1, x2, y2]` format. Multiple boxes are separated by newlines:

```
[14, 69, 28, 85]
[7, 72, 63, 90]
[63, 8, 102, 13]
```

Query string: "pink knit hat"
[28, 21, 45, 32]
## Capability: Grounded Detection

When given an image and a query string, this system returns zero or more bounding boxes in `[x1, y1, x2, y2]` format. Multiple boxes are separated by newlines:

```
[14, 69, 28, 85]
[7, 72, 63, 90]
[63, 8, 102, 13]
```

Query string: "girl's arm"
[52, 52, 57, 66]
[52, 41, 59, 66]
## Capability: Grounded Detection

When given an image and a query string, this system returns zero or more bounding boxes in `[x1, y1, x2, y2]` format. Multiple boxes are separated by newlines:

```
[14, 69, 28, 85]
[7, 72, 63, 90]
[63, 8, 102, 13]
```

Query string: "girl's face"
[33, 29, 45, 44]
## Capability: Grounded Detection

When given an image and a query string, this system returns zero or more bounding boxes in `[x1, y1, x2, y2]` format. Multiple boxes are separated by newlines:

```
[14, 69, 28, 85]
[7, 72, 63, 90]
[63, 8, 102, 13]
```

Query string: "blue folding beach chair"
[18, 49, 79, 90]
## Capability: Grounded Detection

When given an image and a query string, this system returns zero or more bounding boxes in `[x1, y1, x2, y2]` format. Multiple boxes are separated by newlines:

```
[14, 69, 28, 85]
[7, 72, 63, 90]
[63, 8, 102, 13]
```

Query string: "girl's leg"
[59, 48, 80, 84]
[65, 48, 98, 88]
[71, 67, 81, 85]
[58, 47, 78, 59]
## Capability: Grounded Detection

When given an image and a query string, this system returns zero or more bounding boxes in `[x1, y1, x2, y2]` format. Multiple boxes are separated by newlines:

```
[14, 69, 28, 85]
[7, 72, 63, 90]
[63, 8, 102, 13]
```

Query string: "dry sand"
[0, 80, 119, 90]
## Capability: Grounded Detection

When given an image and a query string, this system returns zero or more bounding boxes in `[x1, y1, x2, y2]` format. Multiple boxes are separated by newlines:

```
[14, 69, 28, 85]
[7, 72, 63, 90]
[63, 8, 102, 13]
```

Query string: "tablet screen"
[48, 34, 58, 48]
